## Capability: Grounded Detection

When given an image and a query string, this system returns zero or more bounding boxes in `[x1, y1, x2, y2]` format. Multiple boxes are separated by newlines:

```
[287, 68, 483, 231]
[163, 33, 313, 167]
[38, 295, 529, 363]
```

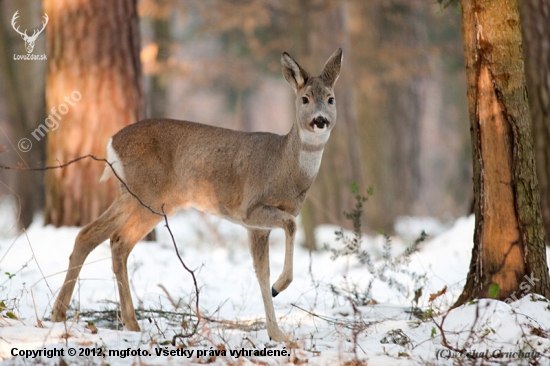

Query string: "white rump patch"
[99, 138, 125, 182]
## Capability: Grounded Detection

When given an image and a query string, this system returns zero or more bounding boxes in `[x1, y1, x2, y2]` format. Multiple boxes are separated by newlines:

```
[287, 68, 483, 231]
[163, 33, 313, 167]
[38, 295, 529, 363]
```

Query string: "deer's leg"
[248, 229, 286, 341]
[244, 206, 296, 300]
[52, 201, 121, 322]
[271, 216, 296, 298]
[110, 203, 161, 331]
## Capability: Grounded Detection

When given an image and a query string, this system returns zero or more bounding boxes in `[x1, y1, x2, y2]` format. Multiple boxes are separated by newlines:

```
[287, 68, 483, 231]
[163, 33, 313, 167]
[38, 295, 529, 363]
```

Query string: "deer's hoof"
[123, 320, 141, 332]
[271, 286, 279, 298]
[51, 308, 67, 322]
[268, 328, 287, 342]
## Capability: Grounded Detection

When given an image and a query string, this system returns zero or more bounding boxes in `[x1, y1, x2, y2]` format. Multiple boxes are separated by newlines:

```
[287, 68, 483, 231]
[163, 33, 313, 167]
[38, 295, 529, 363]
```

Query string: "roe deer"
[52, 48, 342, 341]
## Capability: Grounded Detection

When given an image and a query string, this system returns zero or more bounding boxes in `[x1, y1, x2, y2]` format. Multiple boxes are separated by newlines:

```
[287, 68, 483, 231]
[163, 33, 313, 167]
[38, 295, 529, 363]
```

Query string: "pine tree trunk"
[43, 0, 143, 227]
[519, 0, 550, 247]
[455, 0, 550, 306]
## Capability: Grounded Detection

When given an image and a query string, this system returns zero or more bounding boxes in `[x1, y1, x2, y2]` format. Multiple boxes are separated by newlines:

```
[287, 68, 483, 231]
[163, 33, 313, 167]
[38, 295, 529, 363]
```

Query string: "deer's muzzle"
[310, 116, 330, 129]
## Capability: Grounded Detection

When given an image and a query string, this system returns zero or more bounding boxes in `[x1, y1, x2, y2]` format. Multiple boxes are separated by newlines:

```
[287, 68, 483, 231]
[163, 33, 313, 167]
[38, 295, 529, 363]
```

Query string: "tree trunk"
[455, 0, 550, 306]
[303, 0, 366, 239]
[43, 0, 143, 227]
[519, 0, 550, 247]
[380, 0, 429, 221]
[0, 1, 46, 228]
[147, 0, 170, 119]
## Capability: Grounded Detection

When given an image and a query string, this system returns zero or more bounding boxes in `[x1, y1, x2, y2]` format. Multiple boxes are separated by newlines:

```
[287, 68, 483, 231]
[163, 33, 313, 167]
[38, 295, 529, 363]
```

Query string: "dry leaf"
[87, 322, 98, 334]
[429, 286, 447, 302]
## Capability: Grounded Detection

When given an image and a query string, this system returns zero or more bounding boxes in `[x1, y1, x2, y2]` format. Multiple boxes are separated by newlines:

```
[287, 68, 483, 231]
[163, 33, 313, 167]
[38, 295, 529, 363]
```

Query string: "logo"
[11, 10, 48, 60]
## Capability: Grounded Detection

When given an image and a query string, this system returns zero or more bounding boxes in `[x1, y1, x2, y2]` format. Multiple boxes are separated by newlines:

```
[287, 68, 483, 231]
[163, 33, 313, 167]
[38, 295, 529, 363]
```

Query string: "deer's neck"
[285, 124, 329, 180]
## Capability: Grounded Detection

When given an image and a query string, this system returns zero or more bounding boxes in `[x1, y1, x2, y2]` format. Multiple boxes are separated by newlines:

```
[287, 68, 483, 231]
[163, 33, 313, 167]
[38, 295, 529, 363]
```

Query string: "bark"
[303, 0, 366, 239]
[43, 0, 143, 226]
[456, 0, 550, 306]
[519, 0, 550, 247]
[0, 1, 46, 228]
[147, 0, 170, 119]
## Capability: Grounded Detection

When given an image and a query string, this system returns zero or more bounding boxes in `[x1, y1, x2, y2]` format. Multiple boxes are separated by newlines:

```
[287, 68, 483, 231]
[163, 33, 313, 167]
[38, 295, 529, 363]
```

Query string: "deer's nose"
[310, 116, 330, 129]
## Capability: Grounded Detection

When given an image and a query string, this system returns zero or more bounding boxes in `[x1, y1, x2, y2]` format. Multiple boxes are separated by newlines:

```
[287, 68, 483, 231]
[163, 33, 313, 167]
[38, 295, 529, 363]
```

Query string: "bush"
[324, 183, 427, 306]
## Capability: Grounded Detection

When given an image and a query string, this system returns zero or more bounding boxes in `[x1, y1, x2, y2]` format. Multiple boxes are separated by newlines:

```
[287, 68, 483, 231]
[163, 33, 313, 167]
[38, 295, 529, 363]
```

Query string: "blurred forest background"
[0, 0, 480, 248]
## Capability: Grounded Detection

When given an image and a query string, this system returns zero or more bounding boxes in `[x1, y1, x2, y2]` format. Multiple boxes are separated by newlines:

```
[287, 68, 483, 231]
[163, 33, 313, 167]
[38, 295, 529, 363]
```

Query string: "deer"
[11, 11, 48, 54]
[51, 48, 342, 342]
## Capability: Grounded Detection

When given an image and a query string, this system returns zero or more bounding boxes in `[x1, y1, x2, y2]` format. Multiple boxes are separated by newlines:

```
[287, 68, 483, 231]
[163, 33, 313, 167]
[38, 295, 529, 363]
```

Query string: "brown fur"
[52, 48, 342, 341]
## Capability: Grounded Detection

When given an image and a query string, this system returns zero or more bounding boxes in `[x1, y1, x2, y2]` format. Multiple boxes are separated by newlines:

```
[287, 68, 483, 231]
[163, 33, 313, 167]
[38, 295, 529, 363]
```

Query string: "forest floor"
[0, 201, 549, 365]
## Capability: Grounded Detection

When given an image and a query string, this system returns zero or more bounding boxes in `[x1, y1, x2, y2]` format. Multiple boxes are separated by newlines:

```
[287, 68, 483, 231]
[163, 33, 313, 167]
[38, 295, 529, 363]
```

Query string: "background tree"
[43, 0, 143, 226]
[456, 0, 550, 305]
[0, 0, 472, 242]
[0, 1, 46, 227]
[519, 0, 550, 247]
[143, 0, 171, 119]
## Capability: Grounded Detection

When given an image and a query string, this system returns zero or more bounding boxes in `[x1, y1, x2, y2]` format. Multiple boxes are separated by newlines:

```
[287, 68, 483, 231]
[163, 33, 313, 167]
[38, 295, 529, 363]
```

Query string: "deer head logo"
[11, 11, 48, 54]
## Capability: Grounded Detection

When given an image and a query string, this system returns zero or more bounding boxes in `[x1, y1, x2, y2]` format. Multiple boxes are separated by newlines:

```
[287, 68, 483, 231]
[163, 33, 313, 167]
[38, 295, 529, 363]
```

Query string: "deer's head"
[11, 11, 48, 54]
[282, 48, 342, 144]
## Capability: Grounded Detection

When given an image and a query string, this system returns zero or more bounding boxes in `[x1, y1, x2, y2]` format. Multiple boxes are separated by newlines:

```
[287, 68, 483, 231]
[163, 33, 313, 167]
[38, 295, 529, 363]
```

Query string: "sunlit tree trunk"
[455, 0, 550, 305]
[519, 0, 550, 247]
[43, 0, 143, 226]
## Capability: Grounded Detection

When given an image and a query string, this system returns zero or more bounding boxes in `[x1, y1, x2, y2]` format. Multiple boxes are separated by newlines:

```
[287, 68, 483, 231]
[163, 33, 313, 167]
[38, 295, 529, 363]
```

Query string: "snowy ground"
[0, 201, 549, 365]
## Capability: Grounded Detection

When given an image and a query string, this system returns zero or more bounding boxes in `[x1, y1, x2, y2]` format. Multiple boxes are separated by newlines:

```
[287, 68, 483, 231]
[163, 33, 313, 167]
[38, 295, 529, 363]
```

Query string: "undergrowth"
[324, 182, 427, 307]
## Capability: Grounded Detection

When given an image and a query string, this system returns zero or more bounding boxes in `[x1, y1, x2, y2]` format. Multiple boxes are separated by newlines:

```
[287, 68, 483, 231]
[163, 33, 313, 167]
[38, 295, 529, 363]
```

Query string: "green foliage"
[0, 300, 18, 320]
[423, 308, 435, 318]
[489, 283, 500, 298]
[437, 0, 460, 9]
[430, 327, 437, 338]
[324, 183, 427, 306]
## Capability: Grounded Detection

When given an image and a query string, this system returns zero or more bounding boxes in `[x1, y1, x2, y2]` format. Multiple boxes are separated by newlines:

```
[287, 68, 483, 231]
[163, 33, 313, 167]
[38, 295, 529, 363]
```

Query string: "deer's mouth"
[310, 116, 330, 130]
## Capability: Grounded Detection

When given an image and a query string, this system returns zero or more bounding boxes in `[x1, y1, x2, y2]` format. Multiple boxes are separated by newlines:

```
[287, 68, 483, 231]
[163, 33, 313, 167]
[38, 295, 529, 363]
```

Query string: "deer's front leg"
[248, 229, 286, 341]
[271, 218, 295, 298]
[243, 205, 296, 298]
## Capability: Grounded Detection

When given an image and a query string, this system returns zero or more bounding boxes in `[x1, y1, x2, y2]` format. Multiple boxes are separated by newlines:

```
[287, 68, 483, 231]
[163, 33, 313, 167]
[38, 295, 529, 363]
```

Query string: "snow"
[0, 204, 549, 365]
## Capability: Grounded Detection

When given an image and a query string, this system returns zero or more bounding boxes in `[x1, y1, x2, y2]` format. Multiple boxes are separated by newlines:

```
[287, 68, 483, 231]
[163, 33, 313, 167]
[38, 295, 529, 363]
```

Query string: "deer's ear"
[281, 52, 308, 91]
[320, 48, 343, 88]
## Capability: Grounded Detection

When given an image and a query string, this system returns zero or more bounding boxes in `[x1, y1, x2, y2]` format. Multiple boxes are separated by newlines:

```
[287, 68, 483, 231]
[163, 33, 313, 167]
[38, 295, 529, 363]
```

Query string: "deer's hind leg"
[109, 198, 162, 331]
[52, 200, 122, 322]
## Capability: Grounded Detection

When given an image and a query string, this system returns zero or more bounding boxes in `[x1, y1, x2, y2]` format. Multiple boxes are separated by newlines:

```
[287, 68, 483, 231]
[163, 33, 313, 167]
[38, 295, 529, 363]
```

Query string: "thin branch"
[0, 155, 201, 339]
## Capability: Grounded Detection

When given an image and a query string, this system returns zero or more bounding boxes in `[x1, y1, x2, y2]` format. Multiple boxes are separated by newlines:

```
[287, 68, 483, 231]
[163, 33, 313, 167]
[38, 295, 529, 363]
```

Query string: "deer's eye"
[302, 97, 309, 105]
[328, 97, 335, 105]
